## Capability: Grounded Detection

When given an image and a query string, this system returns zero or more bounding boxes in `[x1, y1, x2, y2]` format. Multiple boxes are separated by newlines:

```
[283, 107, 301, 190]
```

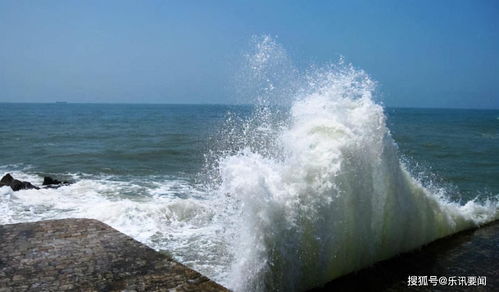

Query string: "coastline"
[1, 218, 497, 291]
[310, 220, 499, 291]
[0, 218, 228, 291]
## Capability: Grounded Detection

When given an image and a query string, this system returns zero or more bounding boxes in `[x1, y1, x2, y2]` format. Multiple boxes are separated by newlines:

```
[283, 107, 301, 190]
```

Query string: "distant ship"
[55, 101, 68, 104]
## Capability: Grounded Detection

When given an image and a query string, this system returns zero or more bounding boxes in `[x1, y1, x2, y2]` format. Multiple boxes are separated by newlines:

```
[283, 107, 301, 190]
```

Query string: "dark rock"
[9, 179, 23, 191]
[1, 173, 40, 191]
[42, 176, 71, 188]
[43, 176, 62, 185]
[10, 179, 39, 191]
[0, 173, 14, 187]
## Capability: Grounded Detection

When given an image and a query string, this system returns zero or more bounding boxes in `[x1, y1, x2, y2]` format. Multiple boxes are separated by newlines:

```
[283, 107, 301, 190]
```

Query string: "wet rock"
[10, 179, 39, 191]
[0, 173, 14, 187]
[43, 176, 62, 185]
[42, 176, 71, 188]
[1, 173, 40, 191]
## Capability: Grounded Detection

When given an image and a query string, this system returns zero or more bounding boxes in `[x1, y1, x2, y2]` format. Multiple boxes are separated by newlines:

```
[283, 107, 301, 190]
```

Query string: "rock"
[42, 176, 70, 188]
[43, 176, 62, 186]
[1, 173, 40, 191]
[0, 173, 14, 187]
[1, 173, 70, 191]
[10, 179, 39, 191]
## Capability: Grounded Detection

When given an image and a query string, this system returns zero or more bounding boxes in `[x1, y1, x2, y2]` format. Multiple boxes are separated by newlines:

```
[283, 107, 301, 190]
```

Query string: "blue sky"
[0, 0, 498, 108]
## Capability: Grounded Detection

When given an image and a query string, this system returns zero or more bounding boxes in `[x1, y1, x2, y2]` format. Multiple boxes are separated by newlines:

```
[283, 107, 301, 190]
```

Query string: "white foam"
[215, 38, 498, 291]
[1, 37, 497, 292]
[0, 173, 229, 278]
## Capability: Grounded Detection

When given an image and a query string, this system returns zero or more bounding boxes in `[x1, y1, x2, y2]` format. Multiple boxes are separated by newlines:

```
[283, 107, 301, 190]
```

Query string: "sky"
[0, 0, 498, 108]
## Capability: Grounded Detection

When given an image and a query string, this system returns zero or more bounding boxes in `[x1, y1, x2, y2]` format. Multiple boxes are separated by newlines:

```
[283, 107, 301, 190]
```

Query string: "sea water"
[0, 37, 497, 291]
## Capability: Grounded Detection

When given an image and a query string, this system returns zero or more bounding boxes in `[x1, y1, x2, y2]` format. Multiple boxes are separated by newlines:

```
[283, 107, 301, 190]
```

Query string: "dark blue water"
[387, 108, 498, 200]
[1, 103, 497, 199]
[0, 103, 229, 177]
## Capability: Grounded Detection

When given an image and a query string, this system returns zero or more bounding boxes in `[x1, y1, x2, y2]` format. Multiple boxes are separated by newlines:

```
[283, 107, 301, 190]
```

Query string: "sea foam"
[215, 36, 498, 291]
[0, 36, 497, 292]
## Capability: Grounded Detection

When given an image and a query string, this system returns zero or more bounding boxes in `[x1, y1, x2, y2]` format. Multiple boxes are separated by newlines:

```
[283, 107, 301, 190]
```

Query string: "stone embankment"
[0, 219, 229, 292]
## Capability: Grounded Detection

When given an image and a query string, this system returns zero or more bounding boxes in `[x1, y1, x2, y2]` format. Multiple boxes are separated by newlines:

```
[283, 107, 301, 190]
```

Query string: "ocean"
[0, 102, 497, 291]
[0, 37, 498, 292]
[1, 104, 497, 198]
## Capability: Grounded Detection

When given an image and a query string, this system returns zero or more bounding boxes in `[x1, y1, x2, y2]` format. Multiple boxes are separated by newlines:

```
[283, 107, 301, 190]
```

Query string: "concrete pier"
[0, 219, 229, 291]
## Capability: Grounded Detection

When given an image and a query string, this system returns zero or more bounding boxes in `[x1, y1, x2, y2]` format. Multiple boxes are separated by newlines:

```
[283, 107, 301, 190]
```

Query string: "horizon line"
[0, 101, 497, 111]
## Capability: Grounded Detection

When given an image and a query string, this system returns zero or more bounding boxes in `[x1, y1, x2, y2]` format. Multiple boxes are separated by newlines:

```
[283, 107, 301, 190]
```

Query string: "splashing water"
[0, 36, 497, 292]
[214, 36, 498, 291]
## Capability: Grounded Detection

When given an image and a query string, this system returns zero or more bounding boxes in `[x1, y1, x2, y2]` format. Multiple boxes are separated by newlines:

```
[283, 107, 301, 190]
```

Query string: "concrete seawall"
[0, 219, 229, 291]
[311, 221, 499, 291]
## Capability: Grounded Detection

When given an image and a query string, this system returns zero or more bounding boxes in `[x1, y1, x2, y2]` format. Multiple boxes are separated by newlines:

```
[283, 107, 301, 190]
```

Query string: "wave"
[214, 36, 498, 291]
[1, 36, 497, 292]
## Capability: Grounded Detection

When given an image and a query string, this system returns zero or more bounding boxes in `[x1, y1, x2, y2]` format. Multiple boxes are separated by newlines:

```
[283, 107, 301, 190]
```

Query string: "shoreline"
[1, 218, 497, 291]
[311, 220, 499, 291]
[0, 218, 228, 291]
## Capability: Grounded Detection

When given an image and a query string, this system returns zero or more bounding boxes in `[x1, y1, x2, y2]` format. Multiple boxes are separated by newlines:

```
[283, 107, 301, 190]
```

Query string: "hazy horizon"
[1, 0, 498, 109]
[2, 101, 498, 111]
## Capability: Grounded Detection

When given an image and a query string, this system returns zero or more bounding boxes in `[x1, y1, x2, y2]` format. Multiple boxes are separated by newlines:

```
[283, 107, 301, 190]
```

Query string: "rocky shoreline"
[0, 219, 228, 292]
[0, 173, 70, 192]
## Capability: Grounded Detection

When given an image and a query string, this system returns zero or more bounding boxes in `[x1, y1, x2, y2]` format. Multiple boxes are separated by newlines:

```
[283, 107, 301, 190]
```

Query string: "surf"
[214, 36, 498, 291]
[0, 36, 497, 292]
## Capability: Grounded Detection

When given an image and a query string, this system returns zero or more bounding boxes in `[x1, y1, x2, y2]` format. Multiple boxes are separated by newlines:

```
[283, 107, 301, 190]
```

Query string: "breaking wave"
[215, 36, 498, 291]
[0, 36, 497, 292]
